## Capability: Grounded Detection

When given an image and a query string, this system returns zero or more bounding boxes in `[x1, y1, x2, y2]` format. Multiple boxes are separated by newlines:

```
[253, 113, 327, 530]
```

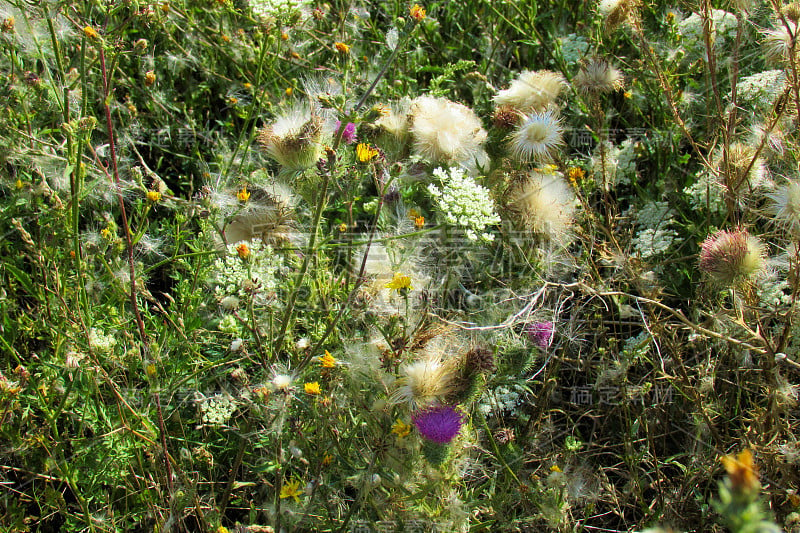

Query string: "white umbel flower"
[509, 109, 565, 162]
[494, 70, 566, 113]
[428, 167, 500, 243]
[408, 96, 487, 167]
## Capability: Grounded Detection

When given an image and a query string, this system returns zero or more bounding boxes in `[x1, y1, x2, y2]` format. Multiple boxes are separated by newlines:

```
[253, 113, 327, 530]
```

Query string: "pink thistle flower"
[525, 321, 554, 349]
[335, 121, 358, 144]
[698, 227, 765, 285]
[412, 405, 465, 444]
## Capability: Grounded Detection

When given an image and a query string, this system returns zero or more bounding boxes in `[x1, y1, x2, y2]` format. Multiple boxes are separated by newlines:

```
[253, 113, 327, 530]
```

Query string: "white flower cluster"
[478, 384, 526, 416]
[631, 228, 678, 258]
[428, 167, 500, 243]
[683, 173, 727, 215]
[678, 9, 738, 59]
[736, 70, 787, 115]
[210, 240, 282, 306]
[200, 394, 237, 426]
[89, 328, 117, 354]
[635, 201, 675, 230]
[250, 0, 305, 22]
[557, 33, 590, 65]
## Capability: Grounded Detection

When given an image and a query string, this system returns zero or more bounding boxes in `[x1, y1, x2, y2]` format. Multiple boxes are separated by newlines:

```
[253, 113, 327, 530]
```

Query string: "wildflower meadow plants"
[3, 0, 800, 531]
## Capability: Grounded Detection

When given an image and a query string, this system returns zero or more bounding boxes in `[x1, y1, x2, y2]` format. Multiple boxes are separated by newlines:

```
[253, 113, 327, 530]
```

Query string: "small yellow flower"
[720, 449, 759, 492]
[338, 223, 348, 232]
[243, 82, 252, 90]
[319, 350, 336, 368]
[83, 26, 99, 39]
[385, 272, 413, 291]
[146, 364, 157, 378]
[100, 228, 112, 240]
[550, 464, 562, 473]
[280, 32, 289, 41]
[236, 243, 250, 259]
[237, 186, 251, 202]
[567, 167, 585, 184]
[228, 96, 238, 105]
[391, 418, 411, 438]
[285, 87, 293, 97]
[409, 4, 426, 21]
[414, 215, 425, 229]
[304, 381, 321, 395]
[280, 479, 303, 503]
[14, 179, 23, 190]
[356, 143, 379, 163]
[146, 190, 161, 202]
[623, 90, 632, 99]
[217, 527, 230, 533]
[334, 41, 350, 54]
[322, 453, 334, 465]
[144, 70, 156, 87]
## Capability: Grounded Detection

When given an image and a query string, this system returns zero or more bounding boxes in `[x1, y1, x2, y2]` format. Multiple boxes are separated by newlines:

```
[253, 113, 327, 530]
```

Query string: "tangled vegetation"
[2, 0, 800, 531]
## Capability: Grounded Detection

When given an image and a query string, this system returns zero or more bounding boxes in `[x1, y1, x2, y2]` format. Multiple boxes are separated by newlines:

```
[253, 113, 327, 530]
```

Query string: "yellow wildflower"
[356, 143, 379, 163]
[334, 41, 350, 54]
[146, 190, 161, 202]
[304, 381, 321, 395]
[567, 167, 585, 184]
[414, 215, 425, 229]
[409, 4, 426, 21]
[144, 70, 156, 87]
[550, 464, 562, 473]
[280, 32, 289, 41]
[236, 243, 250, 259]
[14, 179, 23, 190]
[385, 272, 412, 291]
[338, 223, 347, 232]
[285, 87, 293, 97]
[280, 479, 303, 503]
[217, 527, 230, 533]
[720, 449, 759, 492]
[391, 418, 411, 438]
[237, 186, 250, 202]
[83, 26, 99, 39]
[319, 350, 336, 368]
[322, 453, 334, 466]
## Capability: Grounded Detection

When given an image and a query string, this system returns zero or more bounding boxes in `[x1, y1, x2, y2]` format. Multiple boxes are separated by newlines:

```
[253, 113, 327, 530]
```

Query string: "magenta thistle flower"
[335, 121, 358, 144]
[412, 405, 465, 444]
[525, 321, 554, 349]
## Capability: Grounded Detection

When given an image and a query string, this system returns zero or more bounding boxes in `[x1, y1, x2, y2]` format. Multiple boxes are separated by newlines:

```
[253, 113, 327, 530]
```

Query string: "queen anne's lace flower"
[427, 167, 500, 243]
[210, 240, 282, 306]
[200, 394, 237, 426]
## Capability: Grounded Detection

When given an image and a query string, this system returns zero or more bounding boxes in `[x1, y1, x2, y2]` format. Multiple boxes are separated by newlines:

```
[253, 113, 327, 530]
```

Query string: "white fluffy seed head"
[408, 96, 487, 166]
[509, 109, 565, 162]
[574, 58, 624, 94]
[768, 179, 800, 237]
[494, 70, 566, 113]
[507, 171, 576, 243]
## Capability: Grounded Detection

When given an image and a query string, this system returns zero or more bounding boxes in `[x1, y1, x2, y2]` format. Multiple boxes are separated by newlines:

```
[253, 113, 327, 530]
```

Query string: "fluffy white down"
[409, 96, 487, 166]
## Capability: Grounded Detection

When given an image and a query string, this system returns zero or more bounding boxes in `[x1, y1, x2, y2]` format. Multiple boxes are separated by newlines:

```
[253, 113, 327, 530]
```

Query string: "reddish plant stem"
[98, 46, 174, 495]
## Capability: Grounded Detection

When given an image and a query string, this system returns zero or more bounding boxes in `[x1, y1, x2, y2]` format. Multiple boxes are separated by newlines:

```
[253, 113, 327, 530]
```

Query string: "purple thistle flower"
[525, 321, 554, 350]
[335, 121, 358, 144]
[412, 405, 465, 444]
